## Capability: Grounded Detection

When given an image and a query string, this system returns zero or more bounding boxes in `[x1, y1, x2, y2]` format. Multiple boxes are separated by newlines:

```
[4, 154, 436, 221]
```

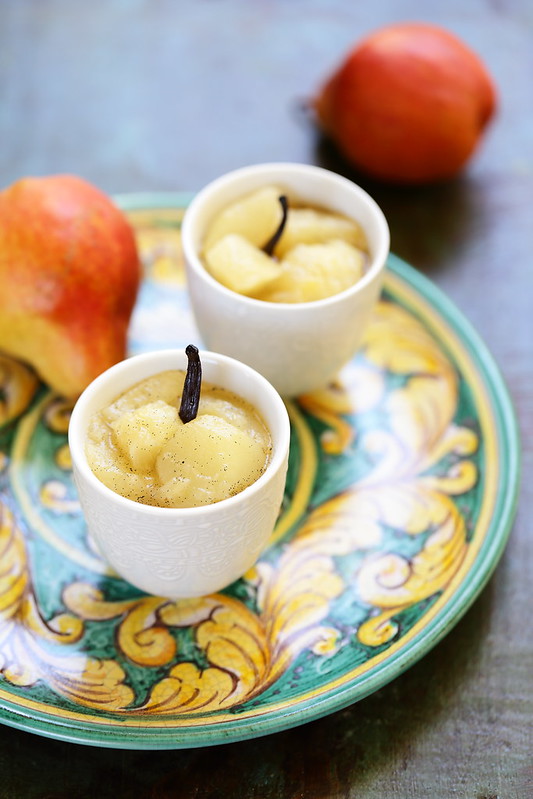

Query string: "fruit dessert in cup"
[181, 163, 390, 397]
[202, 185, 369, 303]
[69, 347, 290, 598]
[86, 345, 272, 509]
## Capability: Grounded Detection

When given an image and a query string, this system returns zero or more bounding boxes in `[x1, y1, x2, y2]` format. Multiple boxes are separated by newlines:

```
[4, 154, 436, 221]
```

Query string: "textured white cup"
[68, 349, 290, 598]
[181, 162, 390, 396]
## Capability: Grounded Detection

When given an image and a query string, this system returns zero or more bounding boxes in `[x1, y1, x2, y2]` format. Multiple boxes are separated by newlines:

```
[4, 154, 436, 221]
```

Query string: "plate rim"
[0, 193, 521, 749]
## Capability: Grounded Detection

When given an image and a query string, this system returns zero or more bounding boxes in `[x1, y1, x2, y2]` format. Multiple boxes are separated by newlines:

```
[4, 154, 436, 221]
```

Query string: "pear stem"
[179, 345, 202, 424]
[262, 195, 289, 257]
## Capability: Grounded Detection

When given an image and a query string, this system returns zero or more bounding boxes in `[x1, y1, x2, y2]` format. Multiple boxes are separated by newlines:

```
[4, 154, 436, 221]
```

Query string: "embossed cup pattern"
[69, 349, 290, 599]
[181, 162, 390, 397]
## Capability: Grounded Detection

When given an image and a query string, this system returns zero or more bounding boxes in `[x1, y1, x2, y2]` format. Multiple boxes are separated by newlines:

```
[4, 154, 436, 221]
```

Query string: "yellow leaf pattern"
[0, 504, 133, 709]
[0, 356, 39, 428]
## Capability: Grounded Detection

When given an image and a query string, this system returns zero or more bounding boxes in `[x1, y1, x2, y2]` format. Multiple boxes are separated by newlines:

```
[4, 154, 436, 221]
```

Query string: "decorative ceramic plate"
[0, 194, 519, 749]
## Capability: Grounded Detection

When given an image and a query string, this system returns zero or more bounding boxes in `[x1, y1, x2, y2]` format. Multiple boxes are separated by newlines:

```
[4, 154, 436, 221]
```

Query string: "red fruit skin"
[314, 23, 497, 184]
[0, 174, 141, 396]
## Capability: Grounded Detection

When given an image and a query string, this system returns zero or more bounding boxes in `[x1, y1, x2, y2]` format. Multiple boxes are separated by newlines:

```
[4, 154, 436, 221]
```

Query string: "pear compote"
[85, 356, 272, 509]
[202, 185, 369, 302]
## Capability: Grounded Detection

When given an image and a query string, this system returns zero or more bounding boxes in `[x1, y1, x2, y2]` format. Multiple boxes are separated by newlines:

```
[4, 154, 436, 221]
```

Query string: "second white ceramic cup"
[68, 349, 290, 598]
[181, 162, 390, 397]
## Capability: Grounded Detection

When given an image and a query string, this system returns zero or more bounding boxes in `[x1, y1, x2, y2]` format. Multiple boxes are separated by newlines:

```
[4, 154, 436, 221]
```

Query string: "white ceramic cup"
[181, 162, 390, 397]
[68, 349, 290, 598]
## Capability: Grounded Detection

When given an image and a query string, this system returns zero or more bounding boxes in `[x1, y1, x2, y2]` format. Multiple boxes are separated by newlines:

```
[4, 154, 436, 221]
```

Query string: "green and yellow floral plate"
[0, 194, 520, 749]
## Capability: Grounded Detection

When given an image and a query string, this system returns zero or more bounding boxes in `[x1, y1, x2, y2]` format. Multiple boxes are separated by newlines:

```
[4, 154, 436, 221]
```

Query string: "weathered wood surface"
[0, 1, 531, 796]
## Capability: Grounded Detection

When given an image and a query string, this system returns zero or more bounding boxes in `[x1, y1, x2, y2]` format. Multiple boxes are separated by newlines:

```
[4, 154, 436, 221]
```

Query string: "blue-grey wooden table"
[0, 2, 531, 797]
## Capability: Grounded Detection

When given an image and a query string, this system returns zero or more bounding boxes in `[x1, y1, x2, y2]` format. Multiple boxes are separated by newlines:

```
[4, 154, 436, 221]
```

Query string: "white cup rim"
[181, 161, 390, 310]
[68, 348, 291, 517]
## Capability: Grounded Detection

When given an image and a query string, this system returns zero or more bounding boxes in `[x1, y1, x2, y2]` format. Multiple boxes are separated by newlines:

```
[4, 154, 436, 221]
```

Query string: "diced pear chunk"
[203, 185, 286, 251]
[259, 240, 366, 303]
[204, 234, 282, 296]
[155, 413, 267, 507]
[275, 208, 368, 258]
[198, 394, 262, 434]
[110, 400, 180, 473]
[101, 371, 184, 424]
[89, 461, 155, 505]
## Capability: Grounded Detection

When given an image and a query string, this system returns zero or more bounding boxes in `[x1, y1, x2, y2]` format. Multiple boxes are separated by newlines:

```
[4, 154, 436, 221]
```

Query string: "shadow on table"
[1, 576, 497, 799]
[313, 137, 491, 279]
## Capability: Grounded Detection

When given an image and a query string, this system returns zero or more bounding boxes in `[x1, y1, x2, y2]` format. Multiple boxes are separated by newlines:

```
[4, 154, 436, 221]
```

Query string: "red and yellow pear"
[314, 23, 497, 184]
[0, 174, 141, 397]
